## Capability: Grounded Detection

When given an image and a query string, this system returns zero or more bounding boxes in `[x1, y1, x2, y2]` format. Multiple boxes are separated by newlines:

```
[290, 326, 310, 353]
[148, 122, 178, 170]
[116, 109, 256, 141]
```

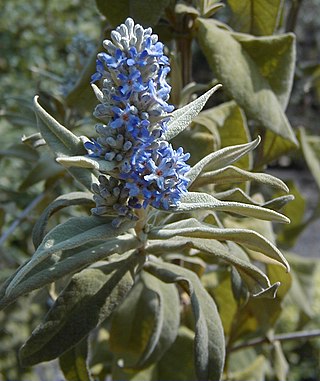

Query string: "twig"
[230, 329, 320, 352]
[0, 192, 45, 247]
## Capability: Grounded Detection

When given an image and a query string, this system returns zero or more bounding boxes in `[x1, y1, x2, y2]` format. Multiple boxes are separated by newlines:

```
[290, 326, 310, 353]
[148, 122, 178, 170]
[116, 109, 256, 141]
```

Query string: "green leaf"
[34, 96, 97, 190]
[187, 138, 260, 186]
[194, 101, 251, 170]
[299, 127, 320, 189]
[257, 130, 297, 168]
[148, 235, 276, 297]
[227, 0, 284, 36]
[232, 32, 295, 110]
[286, 253, 319, 318]
[0, 143, 39, 161]
[176, 192, 290, 223]
[59, 338, 93, 381]
[4, 217, 135, 299]
[19, 252, 143, 366]
[57, 155, 116, 174]
[275, 181, 306, 249]
[150, 221, 289, 271]
[144, 260, 225, 381]
[0, 237, 140, 312]
[272, 340, 289, 381]
[164, 84, 222, 141]
[157, 326, 197, 381]
[95, 0, 170, 27]
[196, 19, 297, 144]
[228, 353, 269, 381]
[64, 45, 98, 112]
[110, 271, 180, 370]
[32, 192, 94, 248]
[191, 165, 289, 192]
[34, 96, 84, 156]
[18, 155, 64, 191]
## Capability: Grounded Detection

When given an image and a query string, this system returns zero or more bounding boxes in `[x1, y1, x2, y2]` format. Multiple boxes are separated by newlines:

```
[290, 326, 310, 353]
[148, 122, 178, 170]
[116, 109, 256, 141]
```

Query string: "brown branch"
[230, 329, 320, 352]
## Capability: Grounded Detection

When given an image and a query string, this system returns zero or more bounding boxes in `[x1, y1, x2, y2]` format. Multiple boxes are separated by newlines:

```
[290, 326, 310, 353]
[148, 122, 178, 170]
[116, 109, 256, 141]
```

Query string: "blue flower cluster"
[85, 18, 190, 226]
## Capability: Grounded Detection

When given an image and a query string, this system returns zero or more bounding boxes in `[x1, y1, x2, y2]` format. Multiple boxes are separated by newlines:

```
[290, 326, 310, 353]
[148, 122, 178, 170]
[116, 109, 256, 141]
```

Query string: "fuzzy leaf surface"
[0, 237, 140, 312]
[19, 252, 143, 366]
[144, 261, 225, 381]
[196, 19, 297, 143]
[32, 192, 94, 248]
[147, 236, 275, 296]
[57, 155, 116, 173]
[175, 192, 290, 223]
[164, 84, 222, 141]
[187, 138, 260, 186]
[150, 221, 289, 270]
[192, 165, 289, 192]
[4, 217, 135, 299]
[110, 271, 180, 369]
[34, 96, 97, 190]
[193, 101, 251, 170]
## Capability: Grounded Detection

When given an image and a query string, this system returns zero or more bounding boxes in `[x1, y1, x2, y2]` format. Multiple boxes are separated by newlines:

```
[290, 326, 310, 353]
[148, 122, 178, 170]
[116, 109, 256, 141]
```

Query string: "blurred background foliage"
[0, 0, 320, 380]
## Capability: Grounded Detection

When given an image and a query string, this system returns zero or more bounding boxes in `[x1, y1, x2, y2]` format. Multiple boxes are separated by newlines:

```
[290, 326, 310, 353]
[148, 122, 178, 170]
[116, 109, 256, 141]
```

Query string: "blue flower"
[109, 105, 139, 130]
[86, 18, 191, 226]
[122, 141, 190, 210]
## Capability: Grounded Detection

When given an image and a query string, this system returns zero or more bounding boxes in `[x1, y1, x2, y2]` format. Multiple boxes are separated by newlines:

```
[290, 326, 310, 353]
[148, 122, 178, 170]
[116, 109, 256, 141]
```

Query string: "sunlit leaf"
[176, 192, 290, 223]
[164, 85, 222, 141]
[193, 101, 251, 170]
[227, 0, 284, 36]
[191, 165, 289, 192]
[196, 19, 297, 144]
[3, 217, 135, 300]
[34, 96, 97, 190]
[150, 221, 289, 270]
[187, 138, 260, 186]
[32, 192, 94, 248]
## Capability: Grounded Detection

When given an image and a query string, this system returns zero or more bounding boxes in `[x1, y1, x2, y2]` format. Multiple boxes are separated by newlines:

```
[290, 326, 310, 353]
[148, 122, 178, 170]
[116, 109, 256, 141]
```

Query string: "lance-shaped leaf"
[110, 271, 180, 370]
[19, 252, 144, 366]
[34, 96, 97, 190]
[187, 138, 260, 186]
[214, 189, 294, 211]
[227, 0, 284, 36]
[194, 101, 251, 170]
[191, 165, 289, 192]
[150, 222, 289, 271]
[146, 236, 276, 297]
[34, 96, 84, 156]
[196, 19, 297, 144]
[144, 261, 225, 381]
[59, 338, 93, 381]
[0, 237, 140, 311]
[174, 192, 290, 223]
[4, 216, 135, 298]
[164, 84, 222, 141]
[18, 155, 65, 191]
[57, 155, 116, 174]
[32, 192, 94, 248]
